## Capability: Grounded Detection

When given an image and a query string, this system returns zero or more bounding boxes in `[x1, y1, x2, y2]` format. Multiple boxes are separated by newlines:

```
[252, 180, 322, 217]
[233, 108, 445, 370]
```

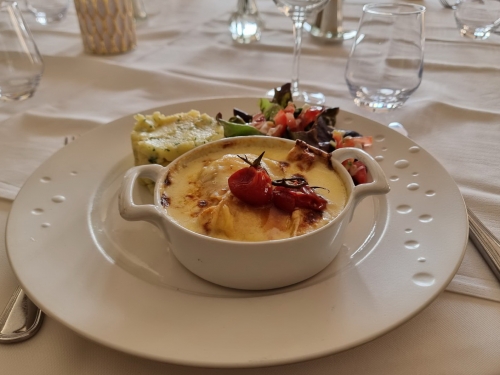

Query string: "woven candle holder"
[74, 0, 136, 55]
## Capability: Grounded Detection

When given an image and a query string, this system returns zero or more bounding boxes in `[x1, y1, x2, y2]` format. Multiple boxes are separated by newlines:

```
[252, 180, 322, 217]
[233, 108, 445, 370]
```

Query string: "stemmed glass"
[345, 3, 425, 113]
[132, 0, 162, 22]
[132, 0, 148, 21]
[25, 0, 70, 25]
[273, 0, 330, 104]
[454, 0, 500, 40]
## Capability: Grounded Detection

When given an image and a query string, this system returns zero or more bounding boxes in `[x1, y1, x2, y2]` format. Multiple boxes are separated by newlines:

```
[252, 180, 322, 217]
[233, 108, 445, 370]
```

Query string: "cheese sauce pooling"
[161, 144, 347, 242]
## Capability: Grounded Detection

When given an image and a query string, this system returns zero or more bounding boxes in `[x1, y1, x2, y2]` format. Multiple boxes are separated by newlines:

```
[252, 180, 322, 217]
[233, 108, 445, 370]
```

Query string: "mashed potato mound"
[131, 109, 224, 167]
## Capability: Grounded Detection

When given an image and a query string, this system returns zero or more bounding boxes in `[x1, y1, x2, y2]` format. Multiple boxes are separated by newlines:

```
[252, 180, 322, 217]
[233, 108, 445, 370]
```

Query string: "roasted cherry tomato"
[228, 152, 273, 206]
[272, 178, 328, 213]
[272, 186, 296, 213]
[294, 185, 328, 211]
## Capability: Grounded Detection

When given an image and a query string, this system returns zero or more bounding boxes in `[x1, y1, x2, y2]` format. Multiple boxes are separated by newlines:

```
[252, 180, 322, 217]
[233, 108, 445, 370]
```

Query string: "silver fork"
[389, 122, 500, 282]
[0, 135, 77, 343]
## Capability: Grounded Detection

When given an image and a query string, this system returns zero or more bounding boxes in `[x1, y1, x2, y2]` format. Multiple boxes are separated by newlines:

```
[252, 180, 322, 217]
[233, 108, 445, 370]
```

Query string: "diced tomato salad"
[219, 87, 375, 185]
[254, 102, 372, 184]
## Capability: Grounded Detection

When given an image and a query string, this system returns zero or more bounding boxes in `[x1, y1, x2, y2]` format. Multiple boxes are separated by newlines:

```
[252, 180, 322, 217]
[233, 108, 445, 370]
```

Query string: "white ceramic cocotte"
[119, 136, 390, 290]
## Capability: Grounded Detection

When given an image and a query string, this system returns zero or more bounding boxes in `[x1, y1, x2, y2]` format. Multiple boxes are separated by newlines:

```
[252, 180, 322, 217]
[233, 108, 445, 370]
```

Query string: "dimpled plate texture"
[6, 97, 467, 368]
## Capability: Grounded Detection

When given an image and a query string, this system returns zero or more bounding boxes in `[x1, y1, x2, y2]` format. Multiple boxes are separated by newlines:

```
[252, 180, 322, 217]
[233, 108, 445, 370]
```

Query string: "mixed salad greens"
[216, 83, 373, 185]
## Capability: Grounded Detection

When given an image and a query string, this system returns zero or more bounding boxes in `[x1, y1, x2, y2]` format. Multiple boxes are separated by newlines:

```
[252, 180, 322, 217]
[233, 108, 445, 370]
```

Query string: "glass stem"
[132, 0, 147, 20]
[237, 0, 258, 14]
[237, 0, 247, 13]
[291, 19, 304, 97]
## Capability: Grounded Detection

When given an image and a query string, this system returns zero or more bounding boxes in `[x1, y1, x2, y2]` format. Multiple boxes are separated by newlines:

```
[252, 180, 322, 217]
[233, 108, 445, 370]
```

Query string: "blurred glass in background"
[454, 0, 500, 39]
[229, 0, 263, 44]
[0, 1, 44, 102]
[25, 0, 69, 25]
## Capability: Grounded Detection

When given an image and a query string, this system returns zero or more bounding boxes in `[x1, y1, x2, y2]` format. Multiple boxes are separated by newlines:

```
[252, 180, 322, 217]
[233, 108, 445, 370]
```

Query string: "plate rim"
[6, 96, 468, 368]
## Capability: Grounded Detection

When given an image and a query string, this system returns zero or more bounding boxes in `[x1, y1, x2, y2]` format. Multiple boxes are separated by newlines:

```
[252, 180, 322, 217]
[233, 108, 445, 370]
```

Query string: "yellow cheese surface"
[162, 143, 347, 242]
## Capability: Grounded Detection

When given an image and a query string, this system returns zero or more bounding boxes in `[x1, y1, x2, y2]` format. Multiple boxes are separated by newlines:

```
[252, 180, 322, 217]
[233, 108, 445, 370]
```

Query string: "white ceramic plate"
[6, 97, 467, 368]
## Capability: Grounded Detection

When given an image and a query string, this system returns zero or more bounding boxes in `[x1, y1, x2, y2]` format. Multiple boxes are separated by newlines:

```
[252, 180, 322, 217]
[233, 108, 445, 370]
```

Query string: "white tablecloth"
[1, 0, 499, 373]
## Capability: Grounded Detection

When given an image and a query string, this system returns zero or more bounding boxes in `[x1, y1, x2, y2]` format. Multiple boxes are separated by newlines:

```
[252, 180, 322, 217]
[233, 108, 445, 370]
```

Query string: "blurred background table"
[0, 0, 499, 373]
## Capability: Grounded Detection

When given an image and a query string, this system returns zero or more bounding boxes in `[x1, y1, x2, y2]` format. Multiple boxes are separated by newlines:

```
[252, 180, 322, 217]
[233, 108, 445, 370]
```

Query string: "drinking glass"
[438, 0, 460, 10]
[454, 0, 500, 39]
[0, 1, 44, 102]
[132, 0, 147, 21]
[345, 3, 425, 111]
[229, 0, 263, 44]
[25, 0, 70, 25]
[273, 0, 330, 104]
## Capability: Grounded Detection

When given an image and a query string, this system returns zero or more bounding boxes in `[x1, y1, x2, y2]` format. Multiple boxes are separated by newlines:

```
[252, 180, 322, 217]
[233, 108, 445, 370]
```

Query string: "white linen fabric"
[0, 0, 499, 373]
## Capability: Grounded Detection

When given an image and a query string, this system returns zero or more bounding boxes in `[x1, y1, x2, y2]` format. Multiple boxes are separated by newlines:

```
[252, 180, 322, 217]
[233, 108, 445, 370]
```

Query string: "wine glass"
[273, 0, 330, 104]
[131, 1, 163, 25]
[132, 0, 148, 21]
[345, 3, 425, 112]
[454, 0, 500, 40]
[25, 0, 69, 25]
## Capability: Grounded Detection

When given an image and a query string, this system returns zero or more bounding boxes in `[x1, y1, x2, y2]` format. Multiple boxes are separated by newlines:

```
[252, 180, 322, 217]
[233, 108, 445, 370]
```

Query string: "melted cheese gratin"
[161, 142, 347, 242]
